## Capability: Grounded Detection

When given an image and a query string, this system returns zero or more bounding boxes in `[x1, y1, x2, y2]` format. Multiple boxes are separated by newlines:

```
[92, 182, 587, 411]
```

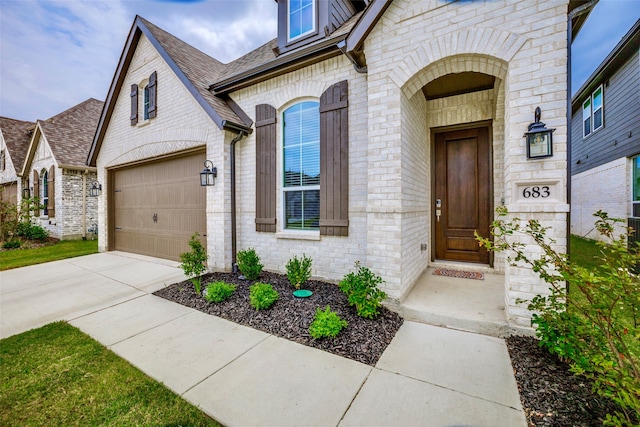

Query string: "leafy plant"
[476, 208, 639, 425]
[237, 248, 263, 280]
[249, 282, 278, 310]
[286, 254, 312, 289]
[179, 233, 208, 295]
[17, 222, 49, 242]
[338, 262, 387, 319]
[2, 240, 21, 249]
[204, 281, 236, 303]
[0, 196, 44, 243]
[309, 305, 347, 339]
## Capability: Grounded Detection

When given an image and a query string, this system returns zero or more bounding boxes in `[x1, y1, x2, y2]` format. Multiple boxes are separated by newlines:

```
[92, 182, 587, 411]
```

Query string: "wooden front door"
[434, 126, 491, 264]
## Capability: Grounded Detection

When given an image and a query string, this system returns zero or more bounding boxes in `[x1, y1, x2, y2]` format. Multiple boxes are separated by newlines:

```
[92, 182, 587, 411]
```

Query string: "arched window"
[41, 169, 48, 216]
[282, 101, 320, 230]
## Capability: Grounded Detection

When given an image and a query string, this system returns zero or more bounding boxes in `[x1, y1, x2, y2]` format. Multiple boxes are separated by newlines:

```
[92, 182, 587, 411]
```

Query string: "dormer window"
[288, 0, 316, 41]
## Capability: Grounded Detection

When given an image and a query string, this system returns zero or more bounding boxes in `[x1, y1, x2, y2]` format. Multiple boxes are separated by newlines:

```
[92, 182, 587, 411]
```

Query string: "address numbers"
[522, 186, 550, 199]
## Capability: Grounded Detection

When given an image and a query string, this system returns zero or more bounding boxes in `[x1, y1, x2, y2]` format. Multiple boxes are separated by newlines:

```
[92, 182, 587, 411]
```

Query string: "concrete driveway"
[0, 251, 527, 427]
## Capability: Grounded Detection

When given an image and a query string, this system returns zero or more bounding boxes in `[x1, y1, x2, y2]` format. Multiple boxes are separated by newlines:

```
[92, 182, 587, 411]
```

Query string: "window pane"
[582, 99, 591, 120]
[285, 190, 319, 230]
[594, 109, 602, 130]
[289, 0, 314, 39]
[283, 102, 319, 188]
[143, 86, 150, 120]
[593, 87, 602, 110]
[284, 145, 301, 187]
[584, 117, 591, 137]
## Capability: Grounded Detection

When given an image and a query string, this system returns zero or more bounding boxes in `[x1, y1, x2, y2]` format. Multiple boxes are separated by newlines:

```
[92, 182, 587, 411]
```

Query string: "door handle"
[153, 213, 158, 223]
[435, 199, 442, 222]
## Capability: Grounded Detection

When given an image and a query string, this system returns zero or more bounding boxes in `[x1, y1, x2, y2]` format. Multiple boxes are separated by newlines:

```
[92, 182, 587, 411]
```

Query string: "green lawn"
[569, 234, 603, 270]
[0, 322, 221, 427]
[0, 239, 98, 271]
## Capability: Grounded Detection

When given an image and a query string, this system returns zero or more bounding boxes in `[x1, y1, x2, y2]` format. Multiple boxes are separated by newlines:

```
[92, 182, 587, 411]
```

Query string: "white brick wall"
[571, 157, 629, 240]
[0, 129, 19, 187]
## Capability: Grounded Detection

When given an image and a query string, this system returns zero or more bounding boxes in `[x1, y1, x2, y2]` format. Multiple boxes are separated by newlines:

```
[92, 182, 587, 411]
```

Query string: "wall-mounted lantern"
[200, 160, 217, 186]
[524, 107, 555, 159]
[22, 188, 31, 198]
[89, 182, 102, 197]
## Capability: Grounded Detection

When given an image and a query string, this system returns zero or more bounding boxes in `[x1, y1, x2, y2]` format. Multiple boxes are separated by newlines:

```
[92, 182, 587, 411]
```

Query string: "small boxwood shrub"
[17, 222, 49, 242]
[309, 306, 347, 339]
[339, 262, 387, 319]
[249, 282, 278, 310]
[179, 233, 208, 295]
[204, 281, 236, 303]
[237, 248, 263, 280]
[286, 254, 312, 289]
[2, 240, 21, 249]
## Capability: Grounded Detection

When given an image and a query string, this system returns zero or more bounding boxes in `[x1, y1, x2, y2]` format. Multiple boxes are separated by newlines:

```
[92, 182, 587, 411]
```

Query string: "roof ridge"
[44, 98, 104, 123]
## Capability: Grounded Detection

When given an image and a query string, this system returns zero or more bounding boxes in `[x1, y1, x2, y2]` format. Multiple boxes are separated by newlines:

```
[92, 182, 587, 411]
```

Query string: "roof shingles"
[0, 117, 35, 172]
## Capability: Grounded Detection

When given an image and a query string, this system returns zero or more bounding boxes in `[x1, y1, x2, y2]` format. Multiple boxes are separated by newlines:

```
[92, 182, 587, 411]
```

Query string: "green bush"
[204, 281, 236, 303]
[237, 248, 263, 280]
[309, 305, 347, 339]
[286, 254, 312, 289]
[17, 222, 49, 242]
[477, 208, 639, 425]
[2, 240, 21, 249]
[338, 262, 387, 319]
[249, 282, 278, 310]
[179, 233, 208, 295]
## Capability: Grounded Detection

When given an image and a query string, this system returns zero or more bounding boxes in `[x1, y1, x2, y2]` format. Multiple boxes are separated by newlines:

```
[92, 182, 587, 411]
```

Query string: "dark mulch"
[155, 272, 624, 425]
[506, 335, 622, 426]
[153, 271, 403, 366]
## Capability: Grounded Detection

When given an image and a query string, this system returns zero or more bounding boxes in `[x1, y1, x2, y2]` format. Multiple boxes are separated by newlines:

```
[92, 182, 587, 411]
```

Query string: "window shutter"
[319, 80, 349, 236]
[148, 71, 157, 119]
[130, 84, 138, 125]
[255, 104, 277, 232]
[47, 165, 55, 218]
[33, 170, 40, 217]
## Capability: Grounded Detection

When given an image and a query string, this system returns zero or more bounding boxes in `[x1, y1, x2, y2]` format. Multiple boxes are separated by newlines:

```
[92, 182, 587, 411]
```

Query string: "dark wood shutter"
[255, 104, 277, 232]
[47, 165, 55, 218]
[148, 71, 157, 119]
[33, 170, 40, 217]
[319, 80, 349, 236]
[130, 84, 138, 125]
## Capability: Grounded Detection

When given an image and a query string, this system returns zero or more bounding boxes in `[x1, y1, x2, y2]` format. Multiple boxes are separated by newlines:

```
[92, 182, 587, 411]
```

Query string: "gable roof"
[87, 16, 253, 166]
[572, 18, 640, 113]
[0, 117, 35, 174]
[21, 98, 104, 174]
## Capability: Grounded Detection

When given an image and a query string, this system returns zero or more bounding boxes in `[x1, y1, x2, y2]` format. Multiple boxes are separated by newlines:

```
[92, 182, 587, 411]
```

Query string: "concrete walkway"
[1, 252, 527, 427]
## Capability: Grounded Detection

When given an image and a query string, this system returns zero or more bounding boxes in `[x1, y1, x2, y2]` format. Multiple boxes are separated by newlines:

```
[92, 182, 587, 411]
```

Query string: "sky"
[0, 0, 638, 122]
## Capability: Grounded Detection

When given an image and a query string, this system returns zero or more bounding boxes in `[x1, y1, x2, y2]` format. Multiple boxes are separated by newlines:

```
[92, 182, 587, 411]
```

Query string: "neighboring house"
[0, 117, 34, 205]
[571, 19, 640, 242]
[21, 98, 104, 240]
[88, 0, 590, 329]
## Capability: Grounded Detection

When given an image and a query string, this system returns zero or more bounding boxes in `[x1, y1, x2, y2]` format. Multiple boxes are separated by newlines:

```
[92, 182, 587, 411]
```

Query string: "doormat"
[432, 268, 484, 280]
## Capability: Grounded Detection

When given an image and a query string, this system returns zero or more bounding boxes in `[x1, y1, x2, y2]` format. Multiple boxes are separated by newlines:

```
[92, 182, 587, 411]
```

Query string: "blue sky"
[0, 0, 638, 122]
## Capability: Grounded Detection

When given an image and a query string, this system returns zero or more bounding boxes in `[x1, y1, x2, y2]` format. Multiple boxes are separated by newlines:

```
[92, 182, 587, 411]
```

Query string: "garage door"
[112, 152, 206, 261]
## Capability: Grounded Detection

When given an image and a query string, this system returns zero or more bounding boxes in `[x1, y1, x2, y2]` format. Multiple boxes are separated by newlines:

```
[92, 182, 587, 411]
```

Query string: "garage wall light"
[200, 160, 217, 186]
[89, 182, 102, 197]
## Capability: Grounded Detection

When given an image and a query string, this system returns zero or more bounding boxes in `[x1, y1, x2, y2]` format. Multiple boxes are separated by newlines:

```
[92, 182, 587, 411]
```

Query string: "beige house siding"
[95, 34, 224, 257]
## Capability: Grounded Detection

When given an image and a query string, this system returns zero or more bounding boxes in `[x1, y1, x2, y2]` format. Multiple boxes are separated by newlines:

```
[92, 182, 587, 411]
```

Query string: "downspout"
[82, 171, 87, 239]
[230, 130, 247, 273]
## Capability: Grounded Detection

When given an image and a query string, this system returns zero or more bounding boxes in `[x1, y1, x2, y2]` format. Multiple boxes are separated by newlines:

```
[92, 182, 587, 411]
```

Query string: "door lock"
[435, 199, 442, 222]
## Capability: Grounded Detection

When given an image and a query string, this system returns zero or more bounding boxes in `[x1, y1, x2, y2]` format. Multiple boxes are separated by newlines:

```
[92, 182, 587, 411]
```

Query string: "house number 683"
[522, 186, 550, 198]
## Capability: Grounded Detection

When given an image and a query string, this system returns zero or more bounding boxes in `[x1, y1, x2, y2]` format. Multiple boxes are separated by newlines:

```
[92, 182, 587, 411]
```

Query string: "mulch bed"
[153, 271, 404, 366]
[154, 271, 623, 425]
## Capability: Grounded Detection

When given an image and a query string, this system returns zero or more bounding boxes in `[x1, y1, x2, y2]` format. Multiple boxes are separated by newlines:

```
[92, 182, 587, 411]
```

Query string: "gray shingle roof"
[140, 17, 245, 125]
[0, 116, 35, 172]
[39, 98, 104, 167]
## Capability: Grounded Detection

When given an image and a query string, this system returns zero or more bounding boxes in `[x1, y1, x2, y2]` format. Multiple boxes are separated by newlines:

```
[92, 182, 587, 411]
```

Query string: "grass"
[0, 239, 98, 270]
[569, 234, 603, 271]
[0, 322, 221, 427]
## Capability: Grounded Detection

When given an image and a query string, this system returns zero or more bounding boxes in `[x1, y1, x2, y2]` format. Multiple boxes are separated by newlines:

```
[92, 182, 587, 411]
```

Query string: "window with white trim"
[282, 101, 320, 230]
[0, 150, 5, 171]
[288, 0, 315, 41]
[582, 84, 604, 138]
[633, 155, 640, 218]
[41, 169, 48, 216]
[143, 84, 151, 120]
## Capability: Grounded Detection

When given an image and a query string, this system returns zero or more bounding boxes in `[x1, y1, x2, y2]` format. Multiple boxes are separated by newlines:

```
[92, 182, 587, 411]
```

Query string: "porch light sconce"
[524, 107, 555, 159]
[89, 182, 102, 197]
[22, 188, 31, 198]
[200, 160, 217, 186]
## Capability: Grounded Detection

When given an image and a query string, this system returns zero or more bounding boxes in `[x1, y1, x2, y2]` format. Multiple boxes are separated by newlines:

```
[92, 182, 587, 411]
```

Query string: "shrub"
[237, 248, 263, 280]
[476, 208, 639, 425]
[16, 222, 49, 242]
[179, 233, 208, 295]
[2, 240, 21, 249]
[249, 282, 278, 310]
[338, 262, 387, 319]
[286, 254, 312, 289]
[204, 281, 236, 303]
[309, 305, 347, 339]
